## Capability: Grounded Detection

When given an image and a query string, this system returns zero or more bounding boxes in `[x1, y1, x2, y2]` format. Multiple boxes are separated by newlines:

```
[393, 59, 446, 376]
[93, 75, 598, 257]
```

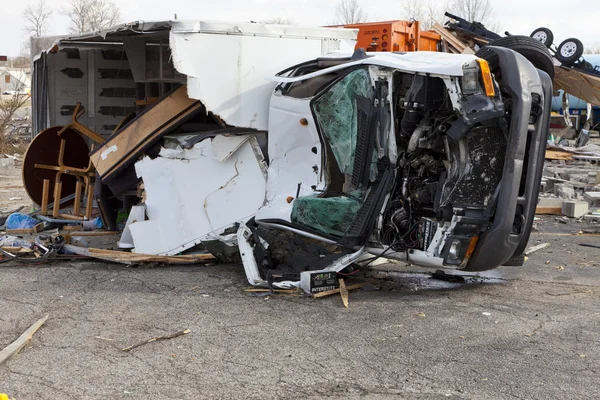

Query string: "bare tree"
[448, 0, 496, 26]
[403, 0, 444, 30]
[87, 0, 120, 31]
[22, 0, 52, 37]
[0, 79, 31, 152]
[63, 0, 121, 33]
[260, 17, 294, 25]
[10, 56, 30, 69]
[334, 0, 367, 24]
[585, 44, 600, 54]
[64, 0, 88, 33]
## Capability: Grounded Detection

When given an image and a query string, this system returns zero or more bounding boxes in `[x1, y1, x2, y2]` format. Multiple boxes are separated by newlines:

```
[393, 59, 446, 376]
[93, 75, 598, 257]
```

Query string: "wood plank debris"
[63, 245, 216, 265]
[0, 315, 48, 366]
[243, 288, 300, 294]
[6, 222, 44, 235]
[1, 247, 33, 254]
[63, 225, 84, 231]
[339, 278, 349, 308]
[545, 150, 573, 161]
[312, 283, 364, 299]
[535, 206, 563, 215]
[90, 85, 202, 182]
[122, 329, 191, 352]
[432, 23, 469, 53]
[524, 242, 550, 256]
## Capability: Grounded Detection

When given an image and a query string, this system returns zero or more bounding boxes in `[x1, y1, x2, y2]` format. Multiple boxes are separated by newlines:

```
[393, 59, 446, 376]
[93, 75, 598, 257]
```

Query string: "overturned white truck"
[29, 21, 552, 289]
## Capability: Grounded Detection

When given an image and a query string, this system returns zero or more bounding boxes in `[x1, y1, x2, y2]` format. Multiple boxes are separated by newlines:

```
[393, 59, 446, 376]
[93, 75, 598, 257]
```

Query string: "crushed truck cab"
[240, 47, 551, 286]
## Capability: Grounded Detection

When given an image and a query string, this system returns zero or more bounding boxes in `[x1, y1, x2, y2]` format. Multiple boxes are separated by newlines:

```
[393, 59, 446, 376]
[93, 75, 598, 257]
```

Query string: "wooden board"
[100, 103, 202, 183]
[63, 245, 216, 265]
[553, 66, 600, 107]
[6, 222, 44, 235]
[545, 150, 573, 160]
[432, 23, 468, 53]
[535, 206, 563, 215]
[0, 315, 48, 366]
[89, 85, 201, 180]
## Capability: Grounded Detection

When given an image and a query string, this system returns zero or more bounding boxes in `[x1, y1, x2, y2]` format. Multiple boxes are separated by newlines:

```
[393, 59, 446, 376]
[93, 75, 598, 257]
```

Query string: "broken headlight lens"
[443, 235, 478, 266]
[461, 67, 480, 95]
[448, 239, 462, 261]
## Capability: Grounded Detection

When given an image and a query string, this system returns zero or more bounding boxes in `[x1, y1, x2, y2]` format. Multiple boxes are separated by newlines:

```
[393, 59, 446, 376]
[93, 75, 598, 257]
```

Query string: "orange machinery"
[342, 20, 441, 52]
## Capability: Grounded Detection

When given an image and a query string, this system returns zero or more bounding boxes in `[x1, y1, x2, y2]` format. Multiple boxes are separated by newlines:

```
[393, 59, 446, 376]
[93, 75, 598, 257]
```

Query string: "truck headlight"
[462, 67, 480, 94]
[461, 59, 495, 97]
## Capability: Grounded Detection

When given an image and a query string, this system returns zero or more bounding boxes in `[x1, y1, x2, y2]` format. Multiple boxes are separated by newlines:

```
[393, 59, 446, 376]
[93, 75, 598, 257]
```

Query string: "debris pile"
[6, 21, 367, 293]
[538, 141, 600, 225]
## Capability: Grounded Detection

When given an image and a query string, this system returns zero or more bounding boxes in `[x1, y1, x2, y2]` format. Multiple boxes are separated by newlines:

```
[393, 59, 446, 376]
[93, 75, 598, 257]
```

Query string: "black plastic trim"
[463, 46, 551, 271]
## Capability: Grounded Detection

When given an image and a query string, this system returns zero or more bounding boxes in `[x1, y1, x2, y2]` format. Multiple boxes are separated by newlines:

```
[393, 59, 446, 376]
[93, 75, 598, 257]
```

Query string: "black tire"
[530, 27, 554, 48]
[476, 35, 555, 80]
[556, 38, 584, 66]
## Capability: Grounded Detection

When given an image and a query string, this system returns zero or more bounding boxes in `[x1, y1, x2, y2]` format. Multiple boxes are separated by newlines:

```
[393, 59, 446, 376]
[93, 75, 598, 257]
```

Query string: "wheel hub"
[533, 32, 547, 43]
[561, 42, 577, 57]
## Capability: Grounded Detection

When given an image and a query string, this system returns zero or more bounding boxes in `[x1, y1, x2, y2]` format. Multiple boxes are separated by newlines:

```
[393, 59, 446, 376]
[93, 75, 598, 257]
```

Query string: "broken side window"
[290, 68, 375, 238]
[312, 68, 374, 177]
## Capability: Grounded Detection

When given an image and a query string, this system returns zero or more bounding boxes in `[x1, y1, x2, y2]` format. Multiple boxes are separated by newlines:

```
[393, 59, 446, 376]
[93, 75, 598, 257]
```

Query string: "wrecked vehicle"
[239, 47, 552, 287]
[26, 21, 551, 290]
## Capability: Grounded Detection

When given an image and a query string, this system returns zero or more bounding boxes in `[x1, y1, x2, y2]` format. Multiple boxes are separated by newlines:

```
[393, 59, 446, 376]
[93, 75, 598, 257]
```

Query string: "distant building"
[0, 67, 31, 94]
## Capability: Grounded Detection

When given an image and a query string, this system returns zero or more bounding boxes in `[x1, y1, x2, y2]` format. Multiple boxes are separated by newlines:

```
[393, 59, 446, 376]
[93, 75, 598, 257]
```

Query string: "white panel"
[130, 137, 266, 255]
[255, 94, 324, 223]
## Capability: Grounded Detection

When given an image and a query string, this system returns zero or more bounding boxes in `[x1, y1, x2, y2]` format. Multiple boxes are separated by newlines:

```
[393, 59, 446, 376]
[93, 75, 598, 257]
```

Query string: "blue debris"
[5, 213, 39, 230]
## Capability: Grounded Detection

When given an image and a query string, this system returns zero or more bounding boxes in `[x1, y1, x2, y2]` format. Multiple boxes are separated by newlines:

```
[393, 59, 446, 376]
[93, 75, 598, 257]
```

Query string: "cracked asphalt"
[1, 221, 600, 399]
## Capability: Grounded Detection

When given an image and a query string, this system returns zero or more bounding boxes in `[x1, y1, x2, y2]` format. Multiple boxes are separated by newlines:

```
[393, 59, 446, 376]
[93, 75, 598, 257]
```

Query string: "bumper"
[463, 47, 552, 271]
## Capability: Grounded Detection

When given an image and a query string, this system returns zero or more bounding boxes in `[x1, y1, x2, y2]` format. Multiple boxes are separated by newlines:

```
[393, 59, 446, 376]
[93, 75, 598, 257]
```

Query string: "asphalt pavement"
[0, 219, 599, 399]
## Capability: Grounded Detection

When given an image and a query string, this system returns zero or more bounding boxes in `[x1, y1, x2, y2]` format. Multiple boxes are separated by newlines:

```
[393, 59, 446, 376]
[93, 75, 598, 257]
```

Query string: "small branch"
[0, 315, 48, 366]
[122, 329, 191, 352]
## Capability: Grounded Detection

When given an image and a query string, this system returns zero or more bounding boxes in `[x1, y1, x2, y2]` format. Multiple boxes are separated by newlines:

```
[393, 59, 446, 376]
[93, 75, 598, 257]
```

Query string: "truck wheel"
[556, 38, 584, 66]
[530, 27, 553, 48]
[477, 35, 555, 80]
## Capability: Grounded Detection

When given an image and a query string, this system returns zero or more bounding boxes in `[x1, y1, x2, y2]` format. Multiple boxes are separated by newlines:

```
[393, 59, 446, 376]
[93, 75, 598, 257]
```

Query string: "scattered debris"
[6, 222, 44, 235]
[63, 245, 216, 265]
[0, 315, 48, 366]
[544, 150, 573, 161]
[339, 278, 349, 308]
[580, 243, 600, 249]
[244, 288, 300, 295]
[122, 329, 191, 352]
[562, 201, 589, 218]
[312, 283, 364, 299]
[524, 243, 550, 256]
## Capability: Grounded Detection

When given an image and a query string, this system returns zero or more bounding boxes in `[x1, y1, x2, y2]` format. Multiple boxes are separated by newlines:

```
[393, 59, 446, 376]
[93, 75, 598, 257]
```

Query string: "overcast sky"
[1, 0, 599, 57]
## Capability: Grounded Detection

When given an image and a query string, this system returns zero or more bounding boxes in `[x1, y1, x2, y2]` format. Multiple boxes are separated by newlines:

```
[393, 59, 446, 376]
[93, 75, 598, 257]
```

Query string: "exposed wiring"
[337, 268, 361, 276]
[360, 222, 419, 268]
